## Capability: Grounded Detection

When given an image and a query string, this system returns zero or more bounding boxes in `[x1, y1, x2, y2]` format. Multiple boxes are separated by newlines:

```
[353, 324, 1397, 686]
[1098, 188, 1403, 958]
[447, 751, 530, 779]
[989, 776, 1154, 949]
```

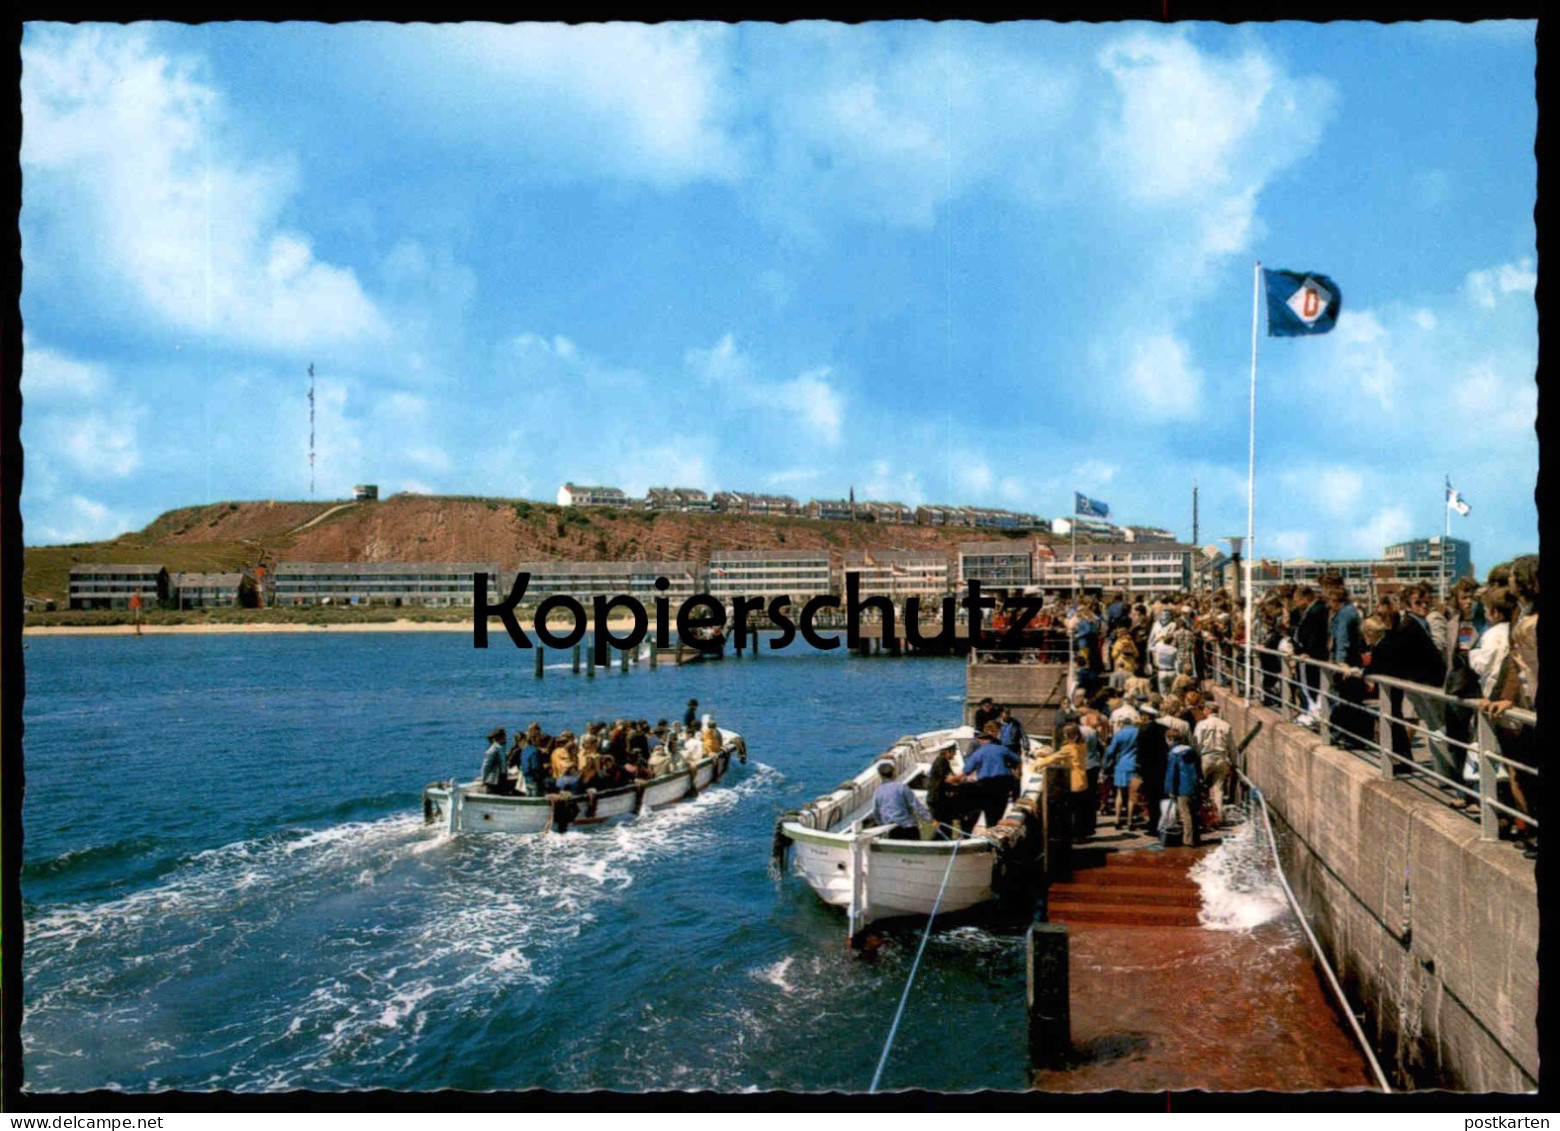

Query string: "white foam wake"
[1189, 817, 1290, 931]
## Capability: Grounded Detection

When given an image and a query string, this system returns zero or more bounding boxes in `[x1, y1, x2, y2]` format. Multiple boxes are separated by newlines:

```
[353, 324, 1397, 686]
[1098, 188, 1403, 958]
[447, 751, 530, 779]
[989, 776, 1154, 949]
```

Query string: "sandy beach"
[24, 617, 644, 637]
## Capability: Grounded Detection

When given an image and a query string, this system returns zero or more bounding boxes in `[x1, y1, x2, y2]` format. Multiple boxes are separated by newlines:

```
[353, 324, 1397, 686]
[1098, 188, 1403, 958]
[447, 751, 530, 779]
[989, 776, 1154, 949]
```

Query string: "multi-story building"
[556, 483, 629, 508]
[510, 561, 702, 605]
[271, 562, 505, 607]
[860, 501, 914, 524]
[713, 491, 802, 517]
[1037, 542, 1194, 594]
[1383, 536, 1473, 582]
[1243, 557, 1454, 602]
[1123, 525, 1177, 543]
[68, 564, 170, 610]
[914, 505, 972, 527]
[836, 550, 952, 601]
[353, 484, 379, 502]
[707, 549, 833, 603]
[645, 487, 713, 512]
[958, 542, 1034, 589]
[806, 498, 856, 522]
[170, 571, 255, 608]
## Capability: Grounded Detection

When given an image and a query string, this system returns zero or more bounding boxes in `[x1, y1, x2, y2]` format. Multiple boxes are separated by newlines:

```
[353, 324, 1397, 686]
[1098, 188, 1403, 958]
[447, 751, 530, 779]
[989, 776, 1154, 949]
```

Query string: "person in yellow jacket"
[1032, 723, 1094, 842]
[1110, 629, 1140, 683]
[701, 714, 723, 757]
[551, 733, 580, 791]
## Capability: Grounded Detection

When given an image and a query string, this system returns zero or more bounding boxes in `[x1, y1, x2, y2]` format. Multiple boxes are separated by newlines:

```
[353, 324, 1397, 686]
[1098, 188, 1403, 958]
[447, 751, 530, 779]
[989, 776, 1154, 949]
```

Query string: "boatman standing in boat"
[871, 761, 932, 840]
[962, 725, 1021, 829]
[480, 728, 507, 793]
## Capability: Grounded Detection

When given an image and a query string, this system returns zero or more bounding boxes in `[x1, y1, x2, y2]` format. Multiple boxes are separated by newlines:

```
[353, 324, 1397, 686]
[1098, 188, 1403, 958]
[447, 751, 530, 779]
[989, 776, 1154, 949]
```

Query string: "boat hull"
[778, 726, 1044, 936]
[424, 730, 739, 834]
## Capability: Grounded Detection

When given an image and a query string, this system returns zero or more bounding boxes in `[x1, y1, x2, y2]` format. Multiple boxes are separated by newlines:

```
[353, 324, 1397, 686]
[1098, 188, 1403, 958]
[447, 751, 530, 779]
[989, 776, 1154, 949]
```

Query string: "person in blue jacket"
[1163, 739, 1201, 847]
[1105, 717, 1141, 830]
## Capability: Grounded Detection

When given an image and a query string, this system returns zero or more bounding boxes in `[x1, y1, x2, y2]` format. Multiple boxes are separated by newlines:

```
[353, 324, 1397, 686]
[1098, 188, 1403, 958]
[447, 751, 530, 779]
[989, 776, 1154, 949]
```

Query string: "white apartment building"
[707, 549, 833, 602]
[1036, 542, 1193, 594]
[836, 550, 952, 601]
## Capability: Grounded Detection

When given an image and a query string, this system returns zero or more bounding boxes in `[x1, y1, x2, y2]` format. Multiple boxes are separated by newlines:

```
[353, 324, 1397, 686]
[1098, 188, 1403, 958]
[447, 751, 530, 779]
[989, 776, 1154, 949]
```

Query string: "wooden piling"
[1041, 765, 1071, 883]
[572, 643, 581, 674]
[1027, 921, 1071, 1068]
[587, 647, 596, 678]
[621, 647, 630, 673]
[534, 643, 545, 679]
[649, 644, 658, 669]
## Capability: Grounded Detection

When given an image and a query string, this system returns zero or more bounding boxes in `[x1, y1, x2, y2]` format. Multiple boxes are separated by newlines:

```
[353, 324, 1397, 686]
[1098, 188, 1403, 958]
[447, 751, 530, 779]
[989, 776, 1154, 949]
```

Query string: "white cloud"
[1268, 530, 1313, 559]
[1465, 258, 1536, 308]
[1095, 31, 1334, 284]
[1413, 309, 1437, 331]
[382, 24, 741, 189]
[1074, 460, 1119, 485]
[686, 336, 845, 447]
[750, 27, 1074, 233]
[22, 27, 385, 354]
[1125, 334, 1202, 418]
[20, 339, 107, 402]
[1452, 361, 1537, 437]
[861, 459, 923, 505]
[779, 368, 844, 445]
[1347, 506, 1413, 557]
[1287, 466, 1365, 518]
[1325, 311, 1398, 410]
[765, 468, 820, 486]
[958, 460, 994, 494]
[21, 340, 144, 480]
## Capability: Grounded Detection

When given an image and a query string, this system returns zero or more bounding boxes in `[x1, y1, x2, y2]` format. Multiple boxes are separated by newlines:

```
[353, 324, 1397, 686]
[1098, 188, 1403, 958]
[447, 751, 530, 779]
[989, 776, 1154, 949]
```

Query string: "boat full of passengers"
[425, 719, 747, 834]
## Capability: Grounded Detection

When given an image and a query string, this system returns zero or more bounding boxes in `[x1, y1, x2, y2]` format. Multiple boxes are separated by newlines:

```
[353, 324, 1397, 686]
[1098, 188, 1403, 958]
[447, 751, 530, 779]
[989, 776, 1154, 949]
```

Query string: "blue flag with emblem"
[1075, 493, 1109, 519]
[1264, 269, 1342, 336]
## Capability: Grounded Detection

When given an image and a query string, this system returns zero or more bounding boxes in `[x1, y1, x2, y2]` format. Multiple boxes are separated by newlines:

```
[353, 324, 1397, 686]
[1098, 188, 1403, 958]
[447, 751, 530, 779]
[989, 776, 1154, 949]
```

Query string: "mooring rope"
[868, 836, 962, 1094]
[1241, 772, 1393, 1094]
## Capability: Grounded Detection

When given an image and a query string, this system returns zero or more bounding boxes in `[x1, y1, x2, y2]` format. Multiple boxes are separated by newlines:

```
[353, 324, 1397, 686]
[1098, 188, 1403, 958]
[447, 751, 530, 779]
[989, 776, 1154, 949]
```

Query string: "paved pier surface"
[1032, 813, 1377, 1093]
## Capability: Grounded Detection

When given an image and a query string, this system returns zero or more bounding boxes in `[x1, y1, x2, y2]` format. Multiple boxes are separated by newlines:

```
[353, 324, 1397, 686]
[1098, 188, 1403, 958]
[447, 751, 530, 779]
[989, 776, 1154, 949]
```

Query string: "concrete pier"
[1212, 686, 1537, 1091]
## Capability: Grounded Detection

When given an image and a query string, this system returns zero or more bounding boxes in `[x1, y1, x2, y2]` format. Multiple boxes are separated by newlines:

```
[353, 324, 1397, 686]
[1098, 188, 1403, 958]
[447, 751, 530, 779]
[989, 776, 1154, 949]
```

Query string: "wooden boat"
[774, 726, 1045, 938]
[423, 728, 746, 834]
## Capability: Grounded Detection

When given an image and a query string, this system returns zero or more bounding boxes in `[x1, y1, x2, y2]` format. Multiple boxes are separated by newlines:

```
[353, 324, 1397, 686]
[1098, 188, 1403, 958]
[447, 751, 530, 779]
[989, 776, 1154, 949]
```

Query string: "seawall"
[1211, 687, 1538, 1092]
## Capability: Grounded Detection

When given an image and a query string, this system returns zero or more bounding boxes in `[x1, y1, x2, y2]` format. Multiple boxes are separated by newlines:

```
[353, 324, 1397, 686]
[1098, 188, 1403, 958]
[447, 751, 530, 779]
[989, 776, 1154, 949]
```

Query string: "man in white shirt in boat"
[871, 761, 932, 841]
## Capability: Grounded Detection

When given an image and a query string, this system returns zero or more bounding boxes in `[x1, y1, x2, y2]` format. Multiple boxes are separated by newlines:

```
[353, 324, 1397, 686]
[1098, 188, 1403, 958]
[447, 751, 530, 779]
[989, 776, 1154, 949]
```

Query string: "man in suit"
[1292, 586, 1330, 726]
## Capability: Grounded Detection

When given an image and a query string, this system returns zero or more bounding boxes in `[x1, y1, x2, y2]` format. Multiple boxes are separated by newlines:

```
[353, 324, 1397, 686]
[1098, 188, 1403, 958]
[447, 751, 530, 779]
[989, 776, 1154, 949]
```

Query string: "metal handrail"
[1205, 640, 1536, 842]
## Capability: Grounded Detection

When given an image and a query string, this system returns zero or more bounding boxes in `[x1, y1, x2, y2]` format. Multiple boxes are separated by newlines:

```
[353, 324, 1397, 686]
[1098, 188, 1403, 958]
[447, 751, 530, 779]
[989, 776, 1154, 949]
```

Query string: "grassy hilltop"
[24, 493, 1041, 609]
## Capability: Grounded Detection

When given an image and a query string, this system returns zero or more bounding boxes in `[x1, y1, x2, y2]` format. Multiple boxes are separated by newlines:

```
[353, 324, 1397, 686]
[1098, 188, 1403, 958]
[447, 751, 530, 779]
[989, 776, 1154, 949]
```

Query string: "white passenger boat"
[424, 728, 746, 834]
[774, 726, 1045, 939]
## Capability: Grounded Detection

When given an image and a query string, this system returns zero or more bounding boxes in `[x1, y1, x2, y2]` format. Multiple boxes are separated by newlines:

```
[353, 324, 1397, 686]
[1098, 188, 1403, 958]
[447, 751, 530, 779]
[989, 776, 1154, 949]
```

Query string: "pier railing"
[1207, 641, 1537, 841]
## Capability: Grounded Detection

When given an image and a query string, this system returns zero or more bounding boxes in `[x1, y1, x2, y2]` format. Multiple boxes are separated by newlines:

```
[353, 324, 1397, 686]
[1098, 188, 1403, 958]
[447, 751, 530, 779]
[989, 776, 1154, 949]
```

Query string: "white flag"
[1446, 477, 1471, 517]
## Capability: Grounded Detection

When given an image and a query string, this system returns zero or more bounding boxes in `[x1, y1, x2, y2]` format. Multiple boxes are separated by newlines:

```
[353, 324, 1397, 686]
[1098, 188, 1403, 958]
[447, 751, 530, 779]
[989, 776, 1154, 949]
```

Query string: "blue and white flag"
[1075, 492, 1110, 519]
[1264, 269, 1342, 336]
[1446, 477, 1471, 517]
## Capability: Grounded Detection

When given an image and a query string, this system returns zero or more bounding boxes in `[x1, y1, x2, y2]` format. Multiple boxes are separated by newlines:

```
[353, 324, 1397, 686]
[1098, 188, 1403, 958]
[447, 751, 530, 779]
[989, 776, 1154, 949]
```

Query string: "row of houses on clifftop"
[556, 482, 1045, 530]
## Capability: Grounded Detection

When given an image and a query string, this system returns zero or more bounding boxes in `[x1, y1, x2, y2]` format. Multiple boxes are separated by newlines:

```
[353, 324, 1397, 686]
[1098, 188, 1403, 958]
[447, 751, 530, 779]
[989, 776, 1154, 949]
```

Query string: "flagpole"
[1246, 261, 1260, 701]
[1441, 474, 1450, 602]
[1069, 495, 1078, 694]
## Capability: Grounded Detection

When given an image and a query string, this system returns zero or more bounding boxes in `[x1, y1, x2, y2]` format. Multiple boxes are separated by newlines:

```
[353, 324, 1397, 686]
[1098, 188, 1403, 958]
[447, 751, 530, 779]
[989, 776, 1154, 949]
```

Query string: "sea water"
[21, 632, 1030, 1093]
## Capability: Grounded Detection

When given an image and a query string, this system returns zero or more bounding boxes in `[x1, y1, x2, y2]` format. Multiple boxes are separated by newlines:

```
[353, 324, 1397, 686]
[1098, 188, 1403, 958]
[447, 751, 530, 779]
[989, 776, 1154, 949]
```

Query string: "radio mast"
[308, 363, 316, 498]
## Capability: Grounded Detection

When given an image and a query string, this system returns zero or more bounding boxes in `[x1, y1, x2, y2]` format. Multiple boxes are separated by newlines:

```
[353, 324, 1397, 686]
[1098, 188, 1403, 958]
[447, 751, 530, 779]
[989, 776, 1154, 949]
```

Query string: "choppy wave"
[24, 763, 784, 1092]
[1189, 816, 1291, 931]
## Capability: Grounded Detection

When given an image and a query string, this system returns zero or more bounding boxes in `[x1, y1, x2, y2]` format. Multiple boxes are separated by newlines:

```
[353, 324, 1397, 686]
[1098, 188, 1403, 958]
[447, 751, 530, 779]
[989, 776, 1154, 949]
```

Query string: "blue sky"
[20, 21, 1537, 573]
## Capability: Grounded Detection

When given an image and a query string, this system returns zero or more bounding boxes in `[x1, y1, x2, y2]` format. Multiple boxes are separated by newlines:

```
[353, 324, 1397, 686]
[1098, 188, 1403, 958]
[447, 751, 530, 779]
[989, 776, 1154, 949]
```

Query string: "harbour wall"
[1211, 688, 1538, 1092]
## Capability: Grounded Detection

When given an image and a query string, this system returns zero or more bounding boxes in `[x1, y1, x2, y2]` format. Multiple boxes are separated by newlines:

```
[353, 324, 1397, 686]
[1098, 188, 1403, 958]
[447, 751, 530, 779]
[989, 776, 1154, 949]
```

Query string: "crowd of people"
[873, 556, 1538, 854]
[477, 698, 725, 797]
